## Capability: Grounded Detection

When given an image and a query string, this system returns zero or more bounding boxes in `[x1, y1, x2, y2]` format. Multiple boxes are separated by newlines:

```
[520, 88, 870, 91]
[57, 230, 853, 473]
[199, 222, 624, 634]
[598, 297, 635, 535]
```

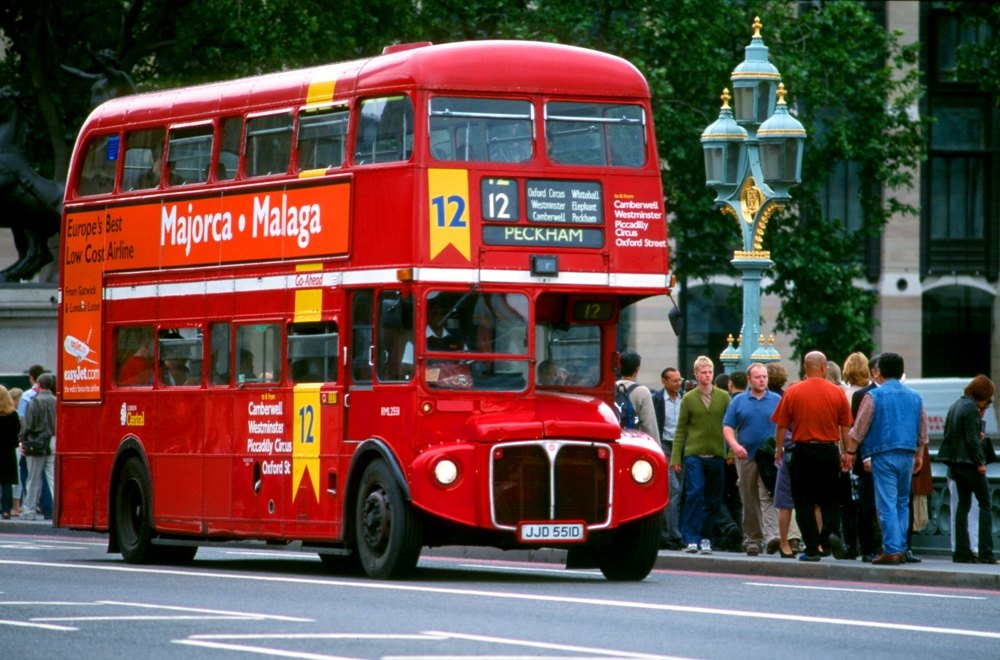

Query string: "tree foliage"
[0, 0, 926, 363]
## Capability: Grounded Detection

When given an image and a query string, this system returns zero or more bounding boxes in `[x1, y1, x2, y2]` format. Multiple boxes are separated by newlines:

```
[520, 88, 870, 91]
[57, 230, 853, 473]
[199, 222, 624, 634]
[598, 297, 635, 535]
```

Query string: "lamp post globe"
[700, 17, 806, 373]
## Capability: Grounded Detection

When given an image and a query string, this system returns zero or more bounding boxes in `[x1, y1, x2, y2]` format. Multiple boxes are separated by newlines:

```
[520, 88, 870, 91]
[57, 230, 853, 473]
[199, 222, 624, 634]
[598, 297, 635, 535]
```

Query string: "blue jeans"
[870, 450, 914, 555]
[679, 455, 724, 545]
[661, 447, 683, 543]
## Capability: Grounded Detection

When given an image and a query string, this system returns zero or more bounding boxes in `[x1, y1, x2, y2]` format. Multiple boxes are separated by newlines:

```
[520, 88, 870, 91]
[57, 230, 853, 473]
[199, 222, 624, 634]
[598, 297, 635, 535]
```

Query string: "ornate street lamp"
[700, 17, 806, 373]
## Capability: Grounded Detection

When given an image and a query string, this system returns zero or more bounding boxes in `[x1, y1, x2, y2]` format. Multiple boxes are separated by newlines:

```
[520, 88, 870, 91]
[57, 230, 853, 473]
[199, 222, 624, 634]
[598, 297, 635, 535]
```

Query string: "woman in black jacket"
[938, 375, 997, 564]
[0, 385, 20, 519]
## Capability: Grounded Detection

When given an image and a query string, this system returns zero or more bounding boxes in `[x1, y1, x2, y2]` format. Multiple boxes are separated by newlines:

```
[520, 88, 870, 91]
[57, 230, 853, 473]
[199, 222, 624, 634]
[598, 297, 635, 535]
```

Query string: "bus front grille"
[491, 441, 611, 528]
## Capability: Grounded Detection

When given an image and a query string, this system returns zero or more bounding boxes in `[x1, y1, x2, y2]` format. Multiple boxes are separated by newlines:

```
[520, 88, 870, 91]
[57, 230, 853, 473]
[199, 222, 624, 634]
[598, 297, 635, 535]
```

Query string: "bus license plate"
[517, 522, 586, 543]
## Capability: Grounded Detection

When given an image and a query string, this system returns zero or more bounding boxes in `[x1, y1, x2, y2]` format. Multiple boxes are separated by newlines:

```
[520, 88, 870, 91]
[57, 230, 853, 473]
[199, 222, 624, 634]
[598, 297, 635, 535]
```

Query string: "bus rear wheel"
[115, 457, 155, 564]
[598, 512, 662, 581]
[354, 460, 423, 579]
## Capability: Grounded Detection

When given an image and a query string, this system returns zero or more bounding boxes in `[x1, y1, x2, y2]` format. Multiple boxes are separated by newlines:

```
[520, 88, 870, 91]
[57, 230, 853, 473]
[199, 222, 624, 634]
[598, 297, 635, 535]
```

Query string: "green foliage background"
[0, 0, 931, 364]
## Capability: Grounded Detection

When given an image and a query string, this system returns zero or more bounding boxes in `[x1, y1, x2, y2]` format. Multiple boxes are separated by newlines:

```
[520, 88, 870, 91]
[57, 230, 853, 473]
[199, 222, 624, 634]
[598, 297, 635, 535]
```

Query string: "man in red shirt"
[772, 351, 853, 561]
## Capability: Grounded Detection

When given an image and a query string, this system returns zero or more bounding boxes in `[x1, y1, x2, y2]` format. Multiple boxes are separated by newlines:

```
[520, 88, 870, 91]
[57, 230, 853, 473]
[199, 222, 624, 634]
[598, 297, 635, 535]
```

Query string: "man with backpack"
[614, 351, 658, 439]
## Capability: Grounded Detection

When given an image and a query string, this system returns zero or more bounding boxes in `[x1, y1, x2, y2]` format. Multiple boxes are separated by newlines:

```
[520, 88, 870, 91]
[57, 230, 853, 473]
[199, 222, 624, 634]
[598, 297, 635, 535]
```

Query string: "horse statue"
[0, 88, 64, 283]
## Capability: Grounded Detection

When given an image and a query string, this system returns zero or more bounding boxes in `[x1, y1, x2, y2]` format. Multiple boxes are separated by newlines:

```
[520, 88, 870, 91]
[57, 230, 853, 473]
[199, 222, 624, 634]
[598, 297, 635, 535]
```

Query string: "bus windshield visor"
[429, 97, 533, 164]
[423, 291, 529, 391]
[545, 102, 646, 167]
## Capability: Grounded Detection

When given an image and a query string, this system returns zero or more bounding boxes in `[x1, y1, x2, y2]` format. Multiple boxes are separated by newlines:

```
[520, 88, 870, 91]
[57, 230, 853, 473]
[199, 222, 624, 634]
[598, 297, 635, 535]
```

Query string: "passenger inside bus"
[537, 359, 569, 386]
[425, 295, 466, 352]
[118, 330, 155, 386]
[238, 349, 256, 382]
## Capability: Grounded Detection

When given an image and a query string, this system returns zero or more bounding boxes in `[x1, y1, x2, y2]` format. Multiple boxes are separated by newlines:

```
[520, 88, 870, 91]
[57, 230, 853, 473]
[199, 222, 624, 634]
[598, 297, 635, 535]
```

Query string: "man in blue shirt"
[722, 362, 782, 556]
[844, 352, 927, 565]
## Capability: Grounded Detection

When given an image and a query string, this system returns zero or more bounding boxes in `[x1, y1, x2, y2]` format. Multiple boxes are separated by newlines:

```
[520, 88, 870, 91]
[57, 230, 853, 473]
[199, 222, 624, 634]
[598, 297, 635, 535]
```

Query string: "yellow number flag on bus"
[293, 384, 322, 502]
[428, 168, 471, 261]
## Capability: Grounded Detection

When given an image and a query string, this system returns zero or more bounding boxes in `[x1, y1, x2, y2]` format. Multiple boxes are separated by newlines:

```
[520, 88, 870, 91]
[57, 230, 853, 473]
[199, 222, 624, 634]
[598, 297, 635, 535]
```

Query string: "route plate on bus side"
[517, 521, 586, 543]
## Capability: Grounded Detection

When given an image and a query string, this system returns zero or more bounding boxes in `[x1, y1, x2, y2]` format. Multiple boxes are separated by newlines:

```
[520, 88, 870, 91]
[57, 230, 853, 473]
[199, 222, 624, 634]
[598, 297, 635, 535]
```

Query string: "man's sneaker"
[685, 543, 699, 553]
[699, 539, 713, 555]
[18, 511, 37, 521]
[746, 544, 761, 557]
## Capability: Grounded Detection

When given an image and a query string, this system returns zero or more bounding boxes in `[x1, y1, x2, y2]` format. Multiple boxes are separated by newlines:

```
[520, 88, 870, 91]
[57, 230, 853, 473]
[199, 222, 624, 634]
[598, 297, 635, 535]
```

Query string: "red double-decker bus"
[57, 40, 670, 580]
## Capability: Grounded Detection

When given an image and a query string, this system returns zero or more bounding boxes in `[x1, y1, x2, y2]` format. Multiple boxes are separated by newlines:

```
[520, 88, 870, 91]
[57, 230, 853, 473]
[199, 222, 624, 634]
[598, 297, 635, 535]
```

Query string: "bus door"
[345, 289, 415, 451]
[371, 290, 416, 447]
[287, 319, 344, 527]
[229, 321, 285, 535]
[345, 290, 376, 446]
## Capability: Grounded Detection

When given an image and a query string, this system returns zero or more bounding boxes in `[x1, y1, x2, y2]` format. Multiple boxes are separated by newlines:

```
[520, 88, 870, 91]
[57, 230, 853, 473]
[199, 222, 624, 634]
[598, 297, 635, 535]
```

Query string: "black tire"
[354, 460, 423, 579]
[114, 457, 156, 564]
[598, 512, 662, 581]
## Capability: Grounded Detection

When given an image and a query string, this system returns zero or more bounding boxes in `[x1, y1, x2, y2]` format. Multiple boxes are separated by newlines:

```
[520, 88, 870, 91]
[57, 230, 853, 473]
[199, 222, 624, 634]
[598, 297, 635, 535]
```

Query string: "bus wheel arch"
[112, 452, 156, 563]
[107, 438, 150, 555]
[348, 443, 422, 579]
[343, 439, 412, 548]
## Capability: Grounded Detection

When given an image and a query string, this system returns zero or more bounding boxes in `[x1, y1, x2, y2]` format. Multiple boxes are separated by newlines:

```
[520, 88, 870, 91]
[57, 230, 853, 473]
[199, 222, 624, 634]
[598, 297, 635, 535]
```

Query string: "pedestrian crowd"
[624, 349, 997, 566]
[1, 364, 57, 521]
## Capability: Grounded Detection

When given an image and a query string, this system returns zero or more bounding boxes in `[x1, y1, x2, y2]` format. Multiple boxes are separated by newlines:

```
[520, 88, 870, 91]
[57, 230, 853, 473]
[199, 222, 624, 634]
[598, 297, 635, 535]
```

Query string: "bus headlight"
[630, 458, 654, 484]
[433, 459, 459, 486]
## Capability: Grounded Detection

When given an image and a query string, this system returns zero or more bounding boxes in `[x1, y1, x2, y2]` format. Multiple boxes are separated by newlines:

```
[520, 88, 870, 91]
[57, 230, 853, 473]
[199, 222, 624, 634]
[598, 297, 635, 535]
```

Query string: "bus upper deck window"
[76, 134, 119, 196]
[354, 96, 414, 164]
[167, 124, 214, 185]
[245, 112, 293, 177]
[218, 116, 241, 181]
[545, 102, 647, 167]
[429, 97, 533, 164]
[298, 107, 348, 172]
[123, 129, 166, 191]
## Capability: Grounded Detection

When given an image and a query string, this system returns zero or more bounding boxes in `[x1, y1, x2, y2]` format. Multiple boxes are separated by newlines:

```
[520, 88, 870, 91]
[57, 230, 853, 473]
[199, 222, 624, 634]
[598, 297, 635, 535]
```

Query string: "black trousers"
[789, 442, 842, 556]
[951, 463, 994, 560]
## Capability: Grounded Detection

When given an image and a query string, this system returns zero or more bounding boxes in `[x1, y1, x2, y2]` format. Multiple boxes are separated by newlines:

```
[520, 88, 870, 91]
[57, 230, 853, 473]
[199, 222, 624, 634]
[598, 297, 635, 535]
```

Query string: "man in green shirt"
[671, 355, 731, 554]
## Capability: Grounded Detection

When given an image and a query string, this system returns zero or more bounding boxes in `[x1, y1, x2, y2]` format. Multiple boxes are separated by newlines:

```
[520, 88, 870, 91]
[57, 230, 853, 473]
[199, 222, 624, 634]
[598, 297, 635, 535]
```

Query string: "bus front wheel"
[598, 512, 662, 581]
[354, 460, 423, 579]
[115, 457, 155, 564]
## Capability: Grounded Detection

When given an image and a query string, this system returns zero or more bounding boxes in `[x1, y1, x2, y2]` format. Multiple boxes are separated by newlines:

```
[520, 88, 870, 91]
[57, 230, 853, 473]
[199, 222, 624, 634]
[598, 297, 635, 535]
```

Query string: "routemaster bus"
[57, 40, 671, 580]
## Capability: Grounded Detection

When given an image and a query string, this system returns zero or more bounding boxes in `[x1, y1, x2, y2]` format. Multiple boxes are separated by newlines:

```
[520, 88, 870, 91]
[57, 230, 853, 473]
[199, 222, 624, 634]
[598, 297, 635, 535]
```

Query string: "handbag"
[983, 436, 998, 465]
[22, 431, 51, 456]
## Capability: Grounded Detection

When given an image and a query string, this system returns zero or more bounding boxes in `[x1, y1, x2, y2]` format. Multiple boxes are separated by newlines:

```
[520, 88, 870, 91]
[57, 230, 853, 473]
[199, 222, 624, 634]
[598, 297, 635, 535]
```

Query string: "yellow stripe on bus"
[305, 77, 336, 106]
[294, 263, 323, 322]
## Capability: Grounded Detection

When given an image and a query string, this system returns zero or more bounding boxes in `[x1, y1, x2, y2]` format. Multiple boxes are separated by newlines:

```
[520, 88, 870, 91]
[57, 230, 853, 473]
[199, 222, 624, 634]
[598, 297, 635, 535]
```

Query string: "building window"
[820, 159, 879, 279]
[922, 5, 999, 279]
[677, 284, 741, 376]
[922, 286, 993, 377]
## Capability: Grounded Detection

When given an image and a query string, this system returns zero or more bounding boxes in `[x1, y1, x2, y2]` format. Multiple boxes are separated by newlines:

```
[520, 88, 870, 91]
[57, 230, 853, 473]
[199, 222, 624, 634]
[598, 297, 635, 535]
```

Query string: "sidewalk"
[3, 517, 998, 591]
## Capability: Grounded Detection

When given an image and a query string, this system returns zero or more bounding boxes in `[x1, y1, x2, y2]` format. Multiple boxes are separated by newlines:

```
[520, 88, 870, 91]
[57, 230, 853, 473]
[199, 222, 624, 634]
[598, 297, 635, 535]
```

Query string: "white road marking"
[3, 560, 999, 640]
[175, 631, 684, 660]
[0, 598, 313, 629]
[0, 619, 76, 631]
[423, 630, 684, 659]
[98, 600, 314, 622]
[744, 581, 987, 600]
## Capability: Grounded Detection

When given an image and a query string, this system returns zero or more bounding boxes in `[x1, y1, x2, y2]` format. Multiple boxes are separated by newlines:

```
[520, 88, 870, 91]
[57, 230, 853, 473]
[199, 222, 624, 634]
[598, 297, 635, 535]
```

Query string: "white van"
[902, 377, 998, 454]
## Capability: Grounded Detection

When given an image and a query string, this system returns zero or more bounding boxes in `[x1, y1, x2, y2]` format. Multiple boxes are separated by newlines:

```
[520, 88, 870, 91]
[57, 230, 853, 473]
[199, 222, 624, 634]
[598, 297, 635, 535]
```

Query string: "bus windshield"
[423, 290, 529, 391]
[535, 323, 602, 387]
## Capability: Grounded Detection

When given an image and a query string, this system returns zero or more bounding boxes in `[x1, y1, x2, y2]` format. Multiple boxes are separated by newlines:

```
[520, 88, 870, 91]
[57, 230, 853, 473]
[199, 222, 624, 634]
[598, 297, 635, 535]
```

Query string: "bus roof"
[80, 40, 651, 132]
